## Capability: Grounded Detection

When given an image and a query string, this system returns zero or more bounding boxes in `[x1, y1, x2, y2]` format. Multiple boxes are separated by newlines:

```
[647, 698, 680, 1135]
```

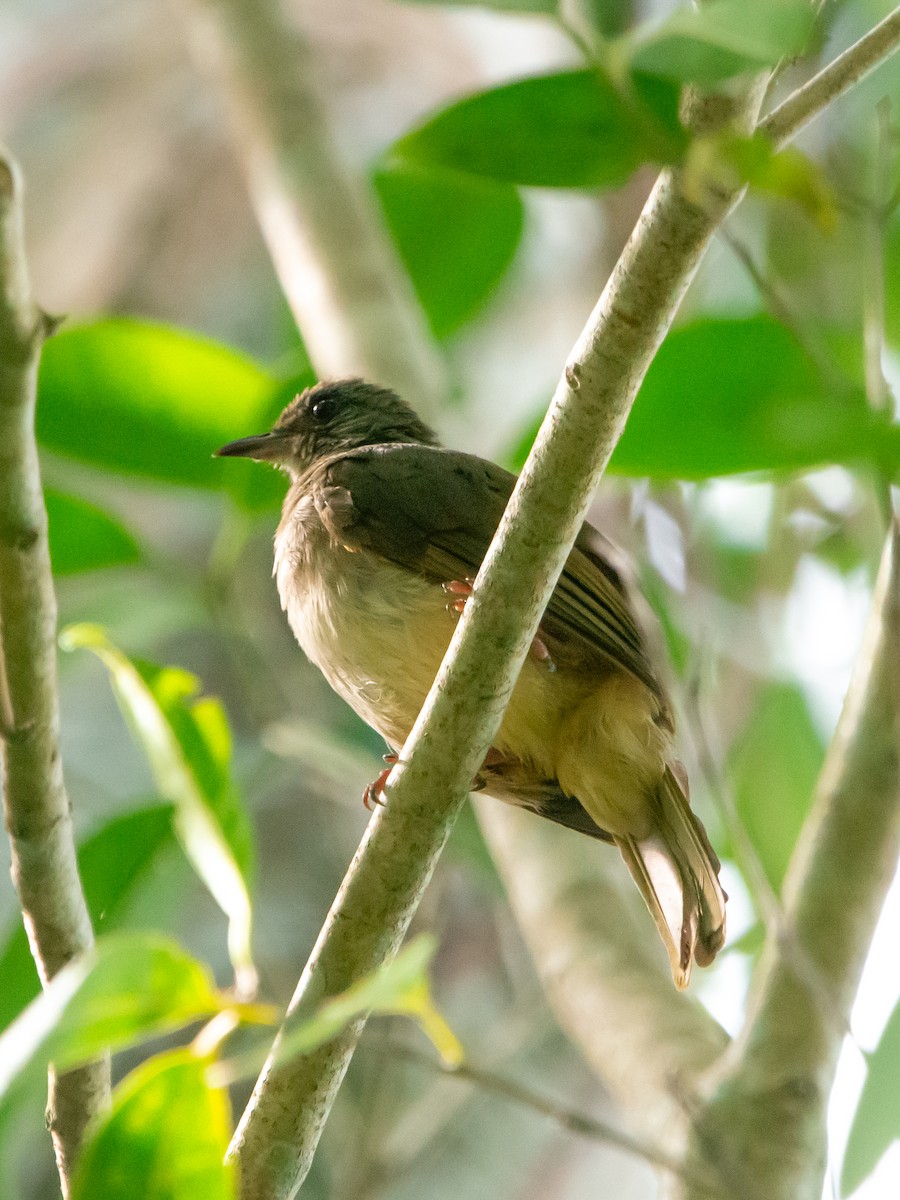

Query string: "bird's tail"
[614, 765, 726, 989]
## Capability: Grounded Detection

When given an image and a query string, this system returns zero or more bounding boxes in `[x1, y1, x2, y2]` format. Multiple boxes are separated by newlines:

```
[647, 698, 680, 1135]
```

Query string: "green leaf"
[629, 0, 815, 87]
[842, 1001, 900, 1196]
[217, 935, 462, 1085]
[0, 805, 175, 1033]
[280, 934, 461, 1068]
[613, 316, 880, 478]
[37, 319, 291, 508]
[61, 626, 257, 993]
[45, 489, 141, 575]
[394, 69, 684, 189]
[727, 685, 824, 892]
[73, 1050, 234, 1200]
[511, 317, 893, 479]
[0, 934, 222, 1110]
[373, 163, 524, 337]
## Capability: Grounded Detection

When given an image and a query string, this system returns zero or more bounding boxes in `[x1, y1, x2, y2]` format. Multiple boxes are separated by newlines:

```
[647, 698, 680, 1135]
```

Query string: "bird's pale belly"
[281, 547, 460, 747]
[275, 536, 569, 762]
[275, 536, 668, 834]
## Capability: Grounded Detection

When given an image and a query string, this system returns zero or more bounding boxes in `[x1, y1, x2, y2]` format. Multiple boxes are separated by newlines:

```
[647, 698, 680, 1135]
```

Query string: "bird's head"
[216, 378, 438, 478]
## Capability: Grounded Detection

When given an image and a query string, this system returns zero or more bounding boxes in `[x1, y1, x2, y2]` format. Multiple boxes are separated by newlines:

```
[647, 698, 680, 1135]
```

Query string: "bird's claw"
[443, 578, 555, 670]
[363, 767, 391, 810]
[363, 754, 405, 810]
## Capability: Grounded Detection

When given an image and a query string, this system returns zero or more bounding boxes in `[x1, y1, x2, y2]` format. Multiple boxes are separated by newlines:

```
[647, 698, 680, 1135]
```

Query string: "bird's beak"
[215, 432, 286, 461]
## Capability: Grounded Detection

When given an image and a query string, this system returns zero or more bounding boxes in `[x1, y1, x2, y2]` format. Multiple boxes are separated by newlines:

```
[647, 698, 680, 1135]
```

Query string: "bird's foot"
[442, 577, 475, 615]
[442, 578, 556, 671]
[363, 770, 390, 810]
[363, 754, 401, 810]
[529, 634, 556, 672]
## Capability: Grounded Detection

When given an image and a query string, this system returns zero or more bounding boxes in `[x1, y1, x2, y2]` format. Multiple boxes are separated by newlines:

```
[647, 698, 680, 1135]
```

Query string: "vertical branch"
[0, 154, 110, 1194]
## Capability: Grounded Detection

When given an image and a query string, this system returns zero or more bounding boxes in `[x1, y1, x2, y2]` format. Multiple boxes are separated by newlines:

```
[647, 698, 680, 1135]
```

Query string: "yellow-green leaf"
[73, 1050, 234, 1200]
[61, 625, 256, 993]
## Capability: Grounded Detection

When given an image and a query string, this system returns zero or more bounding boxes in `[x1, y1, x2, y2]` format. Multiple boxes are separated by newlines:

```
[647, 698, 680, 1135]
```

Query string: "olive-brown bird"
[218, 378, 726, 988]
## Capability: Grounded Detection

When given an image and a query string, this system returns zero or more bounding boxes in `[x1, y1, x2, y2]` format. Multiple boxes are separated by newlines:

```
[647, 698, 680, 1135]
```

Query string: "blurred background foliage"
[1, 0, 899, 1197]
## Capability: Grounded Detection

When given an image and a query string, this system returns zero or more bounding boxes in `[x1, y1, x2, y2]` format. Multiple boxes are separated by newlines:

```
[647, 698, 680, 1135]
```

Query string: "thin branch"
[717, 228, 851, 394]
[391, 1041, 702, 1185]
[760, 8, 900, 149]
[681, 520, 900, 1200]
[0, 153, 110, 1195]
[180, 0, 448, 418]
[476, 800, 728, 1138]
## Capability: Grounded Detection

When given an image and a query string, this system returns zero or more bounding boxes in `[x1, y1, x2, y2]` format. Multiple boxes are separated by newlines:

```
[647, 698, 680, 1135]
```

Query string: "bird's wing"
[315, 443, 662, 695]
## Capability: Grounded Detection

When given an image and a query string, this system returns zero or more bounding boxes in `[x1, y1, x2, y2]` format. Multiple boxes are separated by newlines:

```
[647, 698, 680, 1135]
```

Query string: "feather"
[615, 766, 726, 988]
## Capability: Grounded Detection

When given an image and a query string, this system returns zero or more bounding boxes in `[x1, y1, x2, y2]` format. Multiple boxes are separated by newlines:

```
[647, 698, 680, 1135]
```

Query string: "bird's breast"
[274, 517, 452, 746]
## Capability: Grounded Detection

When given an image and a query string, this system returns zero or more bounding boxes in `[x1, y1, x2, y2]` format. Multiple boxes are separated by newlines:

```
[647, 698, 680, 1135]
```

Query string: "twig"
[717, 228, 851, 394]
[760, 8, 900, 149]
[179, 0, 448, 418]
[681, 521, 900, 1200]
[391, 1041, 706, 1187]
[476, 799, 729, 1137]
[0, 154, 110, 1194]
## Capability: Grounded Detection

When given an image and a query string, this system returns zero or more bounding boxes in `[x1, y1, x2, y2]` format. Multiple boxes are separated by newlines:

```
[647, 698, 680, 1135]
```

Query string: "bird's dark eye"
[310, 396, 338, 422]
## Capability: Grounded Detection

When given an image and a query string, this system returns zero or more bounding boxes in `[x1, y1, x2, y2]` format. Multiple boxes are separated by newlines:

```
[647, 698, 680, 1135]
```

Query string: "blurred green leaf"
[37, 319, 297, 510]
[45, 489, 141, 575]
[686, 133, 837, 231]
[743, 144, 836, 234]
[842, 1000, 900, 1196]
[62, 626, 257, 993]
[724, 922, 765, 958]
[513, 316, 896, 479]
[629, 0, 815, 87]
[281, 934, 461, 1067]
[73, 1049, 234, 1200]
[218, 935, 462, 1085]
[0, 805, 175, 1033]
[576, 0, 633, 37]
[727, 684, 824, 891]
[374, 163, 524, 337]
[0, 934, 222, 1111]
[394, 69, 684, 189]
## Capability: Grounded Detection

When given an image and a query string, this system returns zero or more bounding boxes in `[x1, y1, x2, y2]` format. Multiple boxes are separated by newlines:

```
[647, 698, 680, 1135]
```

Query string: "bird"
[217, 378, 726, 988]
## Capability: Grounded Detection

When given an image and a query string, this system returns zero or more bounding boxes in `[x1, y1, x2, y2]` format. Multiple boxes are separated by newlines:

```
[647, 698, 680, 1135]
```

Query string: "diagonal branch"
[681, 520, 900, 1200]
[0, 153, 110, 1196]
[760, 7, 900, 148]
[218, 64, 763, 1200]
[391, 1040, 703, 1184]
[181, 4, 900, 1198]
